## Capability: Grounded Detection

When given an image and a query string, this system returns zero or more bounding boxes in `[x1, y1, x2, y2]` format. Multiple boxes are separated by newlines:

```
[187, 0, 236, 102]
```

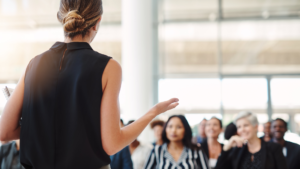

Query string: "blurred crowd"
[110, 112, 300, 169]
[1, 112, 300, 169]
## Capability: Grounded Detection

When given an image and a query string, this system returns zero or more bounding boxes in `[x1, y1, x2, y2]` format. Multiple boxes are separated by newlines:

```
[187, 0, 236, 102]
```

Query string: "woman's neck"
[247, 136, 261, 154]
[156, 139, 163, 145]
[168, 141, 184, 150]
[64, 35, 91, 43]
[207, 137, 219, 145]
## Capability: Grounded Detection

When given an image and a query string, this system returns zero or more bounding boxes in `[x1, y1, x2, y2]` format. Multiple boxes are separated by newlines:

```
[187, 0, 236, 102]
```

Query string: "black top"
[200, 139, 223, 159]
[20, 42, 112, 169]
[215, 140, 287, 169]
[284, 141, 300, 169]
[240, 148, 262, 169]
[270, 140, 300, 169]
[0, 141, 24, 169]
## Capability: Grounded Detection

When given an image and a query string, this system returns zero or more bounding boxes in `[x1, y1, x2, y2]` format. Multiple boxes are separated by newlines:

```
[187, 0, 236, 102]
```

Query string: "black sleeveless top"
[20, 42, 111, 169]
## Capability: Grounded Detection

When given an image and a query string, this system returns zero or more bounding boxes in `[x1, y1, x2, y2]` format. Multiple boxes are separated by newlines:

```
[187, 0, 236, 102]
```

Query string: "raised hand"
[223, 135, 246, 151]
[152, 98, 179, 116]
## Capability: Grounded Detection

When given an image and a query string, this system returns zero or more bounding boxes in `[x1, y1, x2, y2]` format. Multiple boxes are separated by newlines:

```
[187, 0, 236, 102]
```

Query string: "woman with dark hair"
[0, 0, 179, 168]
[144, 115, 208, 169]
[201, 117, 223, 169]
[224, 122, 237, 140]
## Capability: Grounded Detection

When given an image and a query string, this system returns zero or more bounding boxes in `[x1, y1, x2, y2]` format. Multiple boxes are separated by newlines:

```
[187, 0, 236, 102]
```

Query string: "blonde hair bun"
[63, 10, 87, 33]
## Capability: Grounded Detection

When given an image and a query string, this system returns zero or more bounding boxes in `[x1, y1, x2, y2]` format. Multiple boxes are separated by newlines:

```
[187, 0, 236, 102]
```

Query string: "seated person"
[110, 119, 133, 169]
[127, 120, 153, 169]
[110, 146, 133, 169]
[215, 112, 287, 169]
[261, 121, 272, 142]
[0, 140, 24, 169]
[144, 115, 208, 169]
[224, 122, 237, 140]
[192, 119, 207, 144]
[150, 119, 165, 146]
[271, 118, 300, 169]
[201, 117, 223, 169]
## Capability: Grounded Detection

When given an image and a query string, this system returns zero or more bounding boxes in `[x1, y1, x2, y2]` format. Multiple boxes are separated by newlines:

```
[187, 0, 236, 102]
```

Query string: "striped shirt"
[144, 143, 209, 169]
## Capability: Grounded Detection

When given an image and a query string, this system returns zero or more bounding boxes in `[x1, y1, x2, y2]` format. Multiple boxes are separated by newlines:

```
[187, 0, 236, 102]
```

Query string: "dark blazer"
[200, 140, 224, 159]
[215, 140, 287, 169]
[110, 146, 133, 169]
[280, 141, 300, 169]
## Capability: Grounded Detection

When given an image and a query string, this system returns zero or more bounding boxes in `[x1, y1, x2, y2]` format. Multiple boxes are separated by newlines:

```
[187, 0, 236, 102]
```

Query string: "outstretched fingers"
[167, 98, 179, 103]
[167, 102, 179, 110]
[166, 98, 179, 110]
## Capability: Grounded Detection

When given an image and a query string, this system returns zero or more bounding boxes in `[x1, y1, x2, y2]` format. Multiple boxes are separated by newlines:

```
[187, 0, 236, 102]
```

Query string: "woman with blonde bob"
[215, 112, 287, 169]
[0, 0, 179, 168]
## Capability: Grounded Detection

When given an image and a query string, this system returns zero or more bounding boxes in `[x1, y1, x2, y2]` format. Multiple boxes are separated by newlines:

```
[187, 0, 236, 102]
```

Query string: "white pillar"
[122, 0, 158, 143]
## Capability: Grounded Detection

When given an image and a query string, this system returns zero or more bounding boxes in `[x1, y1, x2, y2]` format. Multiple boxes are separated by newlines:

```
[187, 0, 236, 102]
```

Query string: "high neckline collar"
[50, 42, 93, 52]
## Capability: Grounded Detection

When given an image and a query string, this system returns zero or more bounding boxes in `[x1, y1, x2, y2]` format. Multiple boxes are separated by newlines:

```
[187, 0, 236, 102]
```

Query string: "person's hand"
[151, 98, 179, 116]
[223, 135, 246, 151]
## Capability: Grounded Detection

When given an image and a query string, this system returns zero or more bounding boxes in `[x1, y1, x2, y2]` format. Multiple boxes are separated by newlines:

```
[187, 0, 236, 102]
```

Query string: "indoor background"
[0, 0, 300, 143]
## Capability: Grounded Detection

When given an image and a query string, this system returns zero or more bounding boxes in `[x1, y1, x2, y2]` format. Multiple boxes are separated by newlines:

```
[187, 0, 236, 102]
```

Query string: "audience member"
[261, 121, 272, 142]
[127, 120, 153, 169]
[0, 140, 24, 169]
[215, 111, 287, 169]
[110, 146, 133, 169]
[224, 122, 237, 140]
[270, 118, 300, 169]
[202, 117, 223, 169]
[144, 115, 208, 169]
[192, 119, 207, 144]
[150, 119, 165, 146]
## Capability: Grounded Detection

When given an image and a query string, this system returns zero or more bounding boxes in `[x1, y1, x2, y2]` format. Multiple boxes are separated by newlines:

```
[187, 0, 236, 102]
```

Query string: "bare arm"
[0, 72, 25, 141]
[100, 59, 179, 155]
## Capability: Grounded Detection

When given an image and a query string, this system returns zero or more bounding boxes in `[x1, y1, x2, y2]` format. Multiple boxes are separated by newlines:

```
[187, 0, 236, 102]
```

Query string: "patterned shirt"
[144, 143, 208, 169]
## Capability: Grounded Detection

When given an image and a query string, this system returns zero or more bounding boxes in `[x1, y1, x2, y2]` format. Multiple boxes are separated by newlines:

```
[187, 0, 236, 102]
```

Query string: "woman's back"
[20, 42, 111, 169]
[0, 1, 179, 168]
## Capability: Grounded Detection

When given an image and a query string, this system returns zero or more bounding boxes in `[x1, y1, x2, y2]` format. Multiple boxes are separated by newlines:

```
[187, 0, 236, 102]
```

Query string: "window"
[222, 78, 267, 109]
[159, 78, 221, 110]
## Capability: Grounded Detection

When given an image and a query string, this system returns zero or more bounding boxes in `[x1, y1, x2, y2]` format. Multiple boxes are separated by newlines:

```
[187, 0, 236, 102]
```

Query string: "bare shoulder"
[102, 59, 122, 90]
[104, 59, 122, 75]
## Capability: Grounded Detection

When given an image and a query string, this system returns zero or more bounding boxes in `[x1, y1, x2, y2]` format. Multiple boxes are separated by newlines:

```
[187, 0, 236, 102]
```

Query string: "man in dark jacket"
[271, 118, 300, 169]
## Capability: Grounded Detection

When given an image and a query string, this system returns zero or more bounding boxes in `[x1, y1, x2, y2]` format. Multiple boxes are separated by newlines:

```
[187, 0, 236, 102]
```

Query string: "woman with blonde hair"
[215, 112, 287, 169]
[0, 0, 179, 168]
